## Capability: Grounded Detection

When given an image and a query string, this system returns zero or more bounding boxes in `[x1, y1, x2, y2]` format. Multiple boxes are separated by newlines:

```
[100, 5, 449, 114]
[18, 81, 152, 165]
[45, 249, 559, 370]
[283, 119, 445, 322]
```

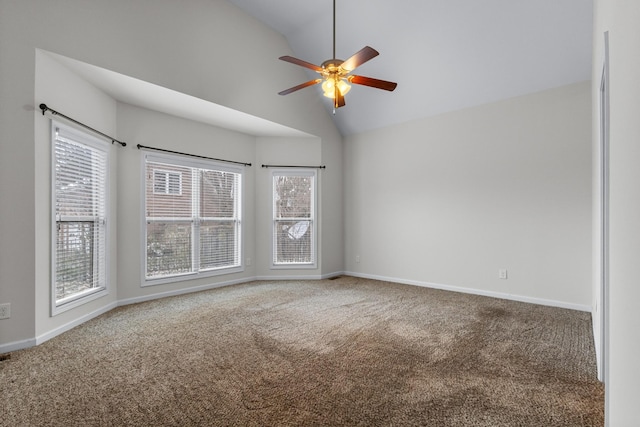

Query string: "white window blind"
[272, 170, 316, 266]
[144, 154, 242, 281]
[52, 122, 109, 310]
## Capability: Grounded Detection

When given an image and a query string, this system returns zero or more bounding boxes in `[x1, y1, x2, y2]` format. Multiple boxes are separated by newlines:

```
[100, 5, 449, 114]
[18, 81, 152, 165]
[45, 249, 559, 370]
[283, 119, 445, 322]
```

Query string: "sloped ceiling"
[228, 0, 593, 136]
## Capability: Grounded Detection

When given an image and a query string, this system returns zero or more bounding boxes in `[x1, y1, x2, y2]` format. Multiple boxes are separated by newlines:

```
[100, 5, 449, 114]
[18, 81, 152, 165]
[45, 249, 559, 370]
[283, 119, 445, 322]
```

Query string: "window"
[272, 170, 316, 268]
[143, 153, 242, 283]
[52, 122, 109, 313]
[153, 169, 182, 195]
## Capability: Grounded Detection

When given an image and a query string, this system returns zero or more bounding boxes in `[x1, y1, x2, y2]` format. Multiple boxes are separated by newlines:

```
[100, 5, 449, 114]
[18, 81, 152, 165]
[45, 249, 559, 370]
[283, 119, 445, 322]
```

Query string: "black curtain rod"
[262, 164, 326, 169]
[39, 103, 126, 147]
[137, 144, 252, 167]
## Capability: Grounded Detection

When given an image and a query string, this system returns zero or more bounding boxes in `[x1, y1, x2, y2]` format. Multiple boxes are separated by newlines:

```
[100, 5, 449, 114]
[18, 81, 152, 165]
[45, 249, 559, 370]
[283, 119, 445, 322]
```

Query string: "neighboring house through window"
[272, 169, 317, 268]
[143, 152, 243, 284]
[51, 121, 109, 314]
[153, 169, 182, 195]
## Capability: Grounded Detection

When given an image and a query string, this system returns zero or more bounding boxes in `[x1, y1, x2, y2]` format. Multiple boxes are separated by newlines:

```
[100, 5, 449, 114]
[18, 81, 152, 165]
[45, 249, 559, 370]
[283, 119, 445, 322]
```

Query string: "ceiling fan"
[277, 0, 397, 110]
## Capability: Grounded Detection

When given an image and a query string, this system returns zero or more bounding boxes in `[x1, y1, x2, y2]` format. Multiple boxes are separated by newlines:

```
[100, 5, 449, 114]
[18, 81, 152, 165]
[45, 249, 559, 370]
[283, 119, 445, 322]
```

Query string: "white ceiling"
[228, 0, 593, 135]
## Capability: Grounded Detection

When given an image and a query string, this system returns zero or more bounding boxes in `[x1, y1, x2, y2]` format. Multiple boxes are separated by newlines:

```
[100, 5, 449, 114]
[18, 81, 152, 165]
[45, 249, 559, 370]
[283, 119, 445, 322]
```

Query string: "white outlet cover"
[0, 303, 10, 319]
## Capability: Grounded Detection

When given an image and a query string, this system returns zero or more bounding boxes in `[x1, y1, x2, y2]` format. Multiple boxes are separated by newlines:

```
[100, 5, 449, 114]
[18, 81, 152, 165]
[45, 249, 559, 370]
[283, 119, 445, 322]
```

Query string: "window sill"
[142, 265, 245, 287]
[52, 287, 109, 316]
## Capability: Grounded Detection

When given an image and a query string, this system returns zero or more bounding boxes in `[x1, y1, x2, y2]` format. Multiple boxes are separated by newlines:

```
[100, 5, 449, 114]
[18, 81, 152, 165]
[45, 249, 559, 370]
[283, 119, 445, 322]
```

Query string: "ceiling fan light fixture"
[322, 77, 351, 99]
[337, 79, 351, 95]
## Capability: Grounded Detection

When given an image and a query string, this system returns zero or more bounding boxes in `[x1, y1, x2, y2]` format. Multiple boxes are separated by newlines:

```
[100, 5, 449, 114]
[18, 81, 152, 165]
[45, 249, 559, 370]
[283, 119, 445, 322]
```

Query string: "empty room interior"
[1, 0, 639, 425]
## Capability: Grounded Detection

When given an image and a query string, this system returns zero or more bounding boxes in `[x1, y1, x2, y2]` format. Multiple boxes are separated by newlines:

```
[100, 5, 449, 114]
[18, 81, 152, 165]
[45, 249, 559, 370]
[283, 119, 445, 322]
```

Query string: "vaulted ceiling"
[228, 0, 593, 136]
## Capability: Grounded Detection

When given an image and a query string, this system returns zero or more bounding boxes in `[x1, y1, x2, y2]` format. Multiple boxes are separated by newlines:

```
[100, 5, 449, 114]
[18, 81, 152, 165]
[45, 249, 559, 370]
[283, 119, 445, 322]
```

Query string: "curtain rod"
[137, 144, 252, 167]
[262, 164, 326, 169]
[39, 104, 126, 147]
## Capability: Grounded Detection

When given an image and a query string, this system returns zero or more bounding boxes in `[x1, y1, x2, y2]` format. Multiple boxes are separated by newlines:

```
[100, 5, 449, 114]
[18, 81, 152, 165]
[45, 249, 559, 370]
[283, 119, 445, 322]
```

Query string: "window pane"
[200, 170, 237, 218]
[200, 220, 237, 270]
[146, 222, 193, 277]
[55, 221, 99, 300]
[274, 176, 312, 219]
[272, 171, 315, 266]
[274, 220, 312, 263]
[144, 154, 242, 281]
[146, 163, 191, 218]
[53, 124, 108, 308]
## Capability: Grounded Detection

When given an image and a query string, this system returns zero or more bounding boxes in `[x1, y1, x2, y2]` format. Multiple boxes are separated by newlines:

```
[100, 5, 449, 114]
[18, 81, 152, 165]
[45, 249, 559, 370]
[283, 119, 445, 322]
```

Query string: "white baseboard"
[254, 272, 343, 281]
[118, 276, 253, 307]
[0, 301, 119, 354]
[0, 337, 37, 354]
[344, 271, 592, 312]
[36, 302, 119, 346]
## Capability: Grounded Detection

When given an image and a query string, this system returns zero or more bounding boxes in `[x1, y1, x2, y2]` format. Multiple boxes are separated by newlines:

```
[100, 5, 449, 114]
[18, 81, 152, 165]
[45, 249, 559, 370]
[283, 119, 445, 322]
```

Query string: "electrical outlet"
[356, 255, 360, 263]
[0, 303, 10, 320]
[246, 257, 252, 266]
[498, 269, 508, 280]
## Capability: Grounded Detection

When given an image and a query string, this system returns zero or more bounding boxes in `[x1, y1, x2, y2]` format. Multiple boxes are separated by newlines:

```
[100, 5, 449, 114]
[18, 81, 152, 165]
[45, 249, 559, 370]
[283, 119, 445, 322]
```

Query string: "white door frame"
[597, 31, 610, 384]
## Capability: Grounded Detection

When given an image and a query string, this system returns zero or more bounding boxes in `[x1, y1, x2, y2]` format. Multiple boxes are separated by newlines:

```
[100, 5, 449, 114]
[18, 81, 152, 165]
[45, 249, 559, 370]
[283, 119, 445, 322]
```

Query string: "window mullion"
[192, 167, 200, 273]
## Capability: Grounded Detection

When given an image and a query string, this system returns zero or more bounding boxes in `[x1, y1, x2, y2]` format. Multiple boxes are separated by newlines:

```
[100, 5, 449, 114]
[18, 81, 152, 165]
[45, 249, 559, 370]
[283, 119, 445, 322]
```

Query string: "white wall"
[0, 0, 343, 351]
[345, 82, 592, 309]
[593, 1, 640, 424]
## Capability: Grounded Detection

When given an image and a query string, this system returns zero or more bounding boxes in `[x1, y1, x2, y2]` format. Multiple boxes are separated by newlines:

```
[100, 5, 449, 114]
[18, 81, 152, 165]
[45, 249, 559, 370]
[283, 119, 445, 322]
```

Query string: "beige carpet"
[0, 276, 603, 426]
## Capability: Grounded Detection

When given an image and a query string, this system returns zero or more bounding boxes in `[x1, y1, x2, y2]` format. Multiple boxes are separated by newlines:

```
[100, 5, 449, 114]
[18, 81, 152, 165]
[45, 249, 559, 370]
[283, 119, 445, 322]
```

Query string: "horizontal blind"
[273, 173, 314, 264]
[54, 125, 108, 304]
[145, 160, 194, 278]
[146, 162, 192, 219]
[199, 170, 240, 270]
[144, 154, 242, 280]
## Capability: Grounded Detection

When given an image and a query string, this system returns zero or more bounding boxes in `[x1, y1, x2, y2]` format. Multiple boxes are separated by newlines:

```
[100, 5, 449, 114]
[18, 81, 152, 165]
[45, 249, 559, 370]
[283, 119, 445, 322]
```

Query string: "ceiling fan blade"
[340, 46, 379, 72]
[279, 56, 323, 73]
[349, 75, 398, 92]
[278, 79, 322, 96]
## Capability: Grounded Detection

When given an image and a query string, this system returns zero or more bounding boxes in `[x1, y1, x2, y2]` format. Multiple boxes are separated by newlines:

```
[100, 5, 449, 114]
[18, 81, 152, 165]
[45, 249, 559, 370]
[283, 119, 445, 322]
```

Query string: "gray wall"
[344, 82, 592, 309]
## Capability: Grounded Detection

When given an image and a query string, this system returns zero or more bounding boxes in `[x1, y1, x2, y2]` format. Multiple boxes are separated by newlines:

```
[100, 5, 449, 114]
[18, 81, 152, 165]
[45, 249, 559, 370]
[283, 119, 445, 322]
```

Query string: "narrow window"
[52, 122, 109, 313]
[143, 153, 242, 283]
[272, 170, 316, 268]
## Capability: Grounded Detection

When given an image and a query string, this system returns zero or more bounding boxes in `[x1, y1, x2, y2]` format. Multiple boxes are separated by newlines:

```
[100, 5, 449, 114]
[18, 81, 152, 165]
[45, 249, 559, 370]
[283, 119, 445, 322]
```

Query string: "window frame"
[271, 168, 317, 269]
[50, 121, 110, 316]
[141, 151, 244, 286]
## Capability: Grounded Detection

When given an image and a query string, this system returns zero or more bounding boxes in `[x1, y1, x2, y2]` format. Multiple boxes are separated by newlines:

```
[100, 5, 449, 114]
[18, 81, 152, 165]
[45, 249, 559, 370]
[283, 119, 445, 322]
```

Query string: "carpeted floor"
[0, 276, 604, 426]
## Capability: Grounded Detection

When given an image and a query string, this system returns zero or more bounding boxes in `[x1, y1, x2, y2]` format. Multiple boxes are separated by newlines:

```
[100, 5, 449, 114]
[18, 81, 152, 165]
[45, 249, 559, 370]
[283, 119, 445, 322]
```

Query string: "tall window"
[272, 170, 316, 267]
[143, 153, 242, 283]
[52, 122, 109, 313]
